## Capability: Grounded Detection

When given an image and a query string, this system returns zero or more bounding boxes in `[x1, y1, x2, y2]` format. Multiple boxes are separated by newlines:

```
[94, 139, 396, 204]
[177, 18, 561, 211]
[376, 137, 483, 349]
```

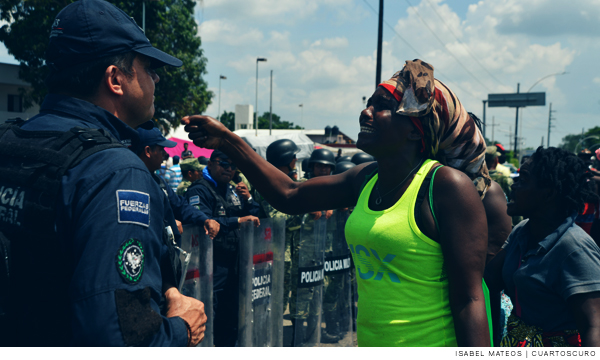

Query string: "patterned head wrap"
[379, 59, 491, 198]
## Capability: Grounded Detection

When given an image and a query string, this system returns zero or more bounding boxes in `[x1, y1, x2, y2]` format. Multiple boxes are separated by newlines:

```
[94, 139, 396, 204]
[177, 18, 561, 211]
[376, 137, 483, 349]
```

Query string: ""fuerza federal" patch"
[116, 190, 150, 227]
[116, 238, 144, 284]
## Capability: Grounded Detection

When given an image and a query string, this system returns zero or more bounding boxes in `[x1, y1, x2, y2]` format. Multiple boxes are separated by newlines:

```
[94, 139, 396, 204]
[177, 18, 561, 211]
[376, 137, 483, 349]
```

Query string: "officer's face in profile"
[208, 158, 235, 184]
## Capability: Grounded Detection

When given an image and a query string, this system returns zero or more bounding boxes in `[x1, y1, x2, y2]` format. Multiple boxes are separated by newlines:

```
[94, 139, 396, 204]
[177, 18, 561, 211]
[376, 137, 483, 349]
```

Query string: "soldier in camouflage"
[259, 139, 303, 313]
[176, 158, 205, 196]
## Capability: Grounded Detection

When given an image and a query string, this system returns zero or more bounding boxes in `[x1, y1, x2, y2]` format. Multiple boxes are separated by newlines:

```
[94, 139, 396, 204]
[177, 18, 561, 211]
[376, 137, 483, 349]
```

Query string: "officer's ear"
[143, 146, 152, 159]
[104, 65, 126, 96]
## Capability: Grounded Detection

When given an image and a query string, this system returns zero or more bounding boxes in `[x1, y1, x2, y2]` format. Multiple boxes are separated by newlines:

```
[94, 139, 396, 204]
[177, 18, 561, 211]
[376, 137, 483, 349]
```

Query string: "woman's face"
[507, 160, 546, 218]
[357, 86, 419, 158]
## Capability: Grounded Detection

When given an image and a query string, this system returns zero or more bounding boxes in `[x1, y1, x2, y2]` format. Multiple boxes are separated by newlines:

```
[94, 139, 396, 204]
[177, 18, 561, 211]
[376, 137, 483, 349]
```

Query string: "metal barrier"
[321, 209, 353, 346]
[238, 217, 286, 346]
[180, 225, 214, 347]
[290, 213, 327, 347]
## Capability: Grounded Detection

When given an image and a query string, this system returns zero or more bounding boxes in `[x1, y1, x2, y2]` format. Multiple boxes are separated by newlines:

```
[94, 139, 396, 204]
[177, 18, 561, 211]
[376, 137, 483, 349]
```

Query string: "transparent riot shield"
[238, 217, 286, 347]
[180, 225, 214, 347]
[290, 213, 327, 347]
[320, 210, 354, 346]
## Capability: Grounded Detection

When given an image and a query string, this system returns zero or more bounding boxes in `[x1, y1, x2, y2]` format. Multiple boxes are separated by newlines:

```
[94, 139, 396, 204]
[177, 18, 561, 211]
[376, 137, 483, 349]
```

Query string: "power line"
[403, 0, 493, 93]
[422, 0, 506, 87]
[361, 0, 480, 101]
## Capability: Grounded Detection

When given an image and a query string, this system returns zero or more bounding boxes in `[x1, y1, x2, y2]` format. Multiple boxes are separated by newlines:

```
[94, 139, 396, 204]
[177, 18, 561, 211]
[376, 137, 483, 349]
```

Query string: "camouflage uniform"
[489, 169, 513, 199]
[176, 159, 205, 196]
[175, 179, 192, 196]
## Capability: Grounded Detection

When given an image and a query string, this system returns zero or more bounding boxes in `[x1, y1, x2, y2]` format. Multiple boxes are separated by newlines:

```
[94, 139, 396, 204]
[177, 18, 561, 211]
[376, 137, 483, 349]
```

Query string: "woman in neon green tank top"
[183, 60, 506, 347]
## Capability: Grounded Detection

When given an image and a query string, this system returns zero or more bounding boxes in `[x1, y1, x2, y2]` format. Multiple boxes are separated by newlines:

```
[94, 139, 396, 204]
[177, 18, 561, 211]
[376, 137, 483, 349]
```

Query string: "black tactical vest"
[0, 119, 124, 346]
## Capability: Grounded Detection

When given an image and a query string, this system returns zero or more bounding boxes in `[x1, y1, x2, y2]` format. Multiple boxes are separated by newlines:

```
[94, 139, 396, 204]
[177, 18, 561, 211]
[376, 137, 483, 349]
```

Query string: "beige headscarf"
[379, 59, 491, 198]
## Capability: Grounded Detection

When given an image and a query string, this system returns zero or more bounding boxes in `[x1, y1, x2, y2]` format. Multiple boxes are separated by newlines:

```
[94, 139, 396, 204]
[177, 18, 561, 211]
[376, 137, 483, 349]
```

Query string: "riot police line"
[178, 210, 356, 347]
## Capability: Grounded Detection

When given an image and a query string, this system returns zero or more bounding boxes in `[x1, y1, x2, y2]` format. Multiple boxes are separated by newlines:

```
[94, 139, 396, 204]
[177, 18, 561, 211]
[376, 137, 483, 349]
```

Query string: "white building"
[0, 62, 39, 121]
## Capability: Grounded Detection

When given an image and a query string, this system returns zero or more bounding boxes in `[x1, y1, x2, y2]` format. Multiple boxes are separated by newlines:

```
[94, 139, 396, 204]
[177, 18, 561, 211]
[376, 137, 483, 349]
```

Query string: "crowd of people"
[0, 0, 599, 348]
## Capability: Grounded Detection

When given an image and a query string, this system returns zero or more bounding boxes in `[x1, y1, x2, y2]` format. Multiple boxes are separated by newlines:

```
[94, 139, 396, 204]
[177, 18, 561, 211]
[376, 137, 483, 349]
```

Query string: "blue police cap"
[46, 0, 183, 71]
[137, 127, 177, 148]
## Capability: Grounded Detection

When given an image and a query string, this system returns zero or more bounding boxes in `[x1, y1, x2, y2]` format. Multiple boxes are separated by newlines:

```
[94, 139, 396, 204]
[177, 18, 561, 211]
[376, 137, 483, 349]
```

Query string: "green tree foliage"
[219, 110, 235, 131]
[256, 112, 302, 130]
[559, 127, 600, 153]
[0, 0, 211, 130]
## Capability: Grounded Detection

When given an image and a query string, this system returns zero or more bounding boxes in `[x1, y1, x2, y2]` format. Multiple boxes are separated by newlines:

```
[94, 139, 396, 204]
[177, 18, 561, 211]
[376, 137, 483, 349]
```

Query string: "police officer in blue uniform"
[184, 149, 260, 346]
[136, 127, 220, 239]
[10, 0, 206, 346]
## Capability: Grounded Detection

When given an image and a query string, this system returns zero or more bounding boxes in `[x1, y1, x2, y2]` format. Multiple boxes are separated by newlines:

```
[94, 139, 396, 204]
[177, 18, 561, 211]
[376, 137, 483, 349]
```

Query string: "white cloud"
[471, 0, 600, 37]
[593, 77, 600, 84]
[311, 37, 349, 49]
[198, 19, 263, 45]
[200, 0, 352, 24]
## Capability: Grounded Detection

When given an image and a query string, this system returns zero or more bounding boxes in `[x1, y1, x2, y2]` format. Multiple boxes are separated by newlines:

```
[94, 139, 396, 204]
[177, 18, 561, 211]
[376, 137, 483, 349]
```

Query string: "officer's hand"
[182, 115, 229, 149]
[235, 182, 251, 200]
[310, 211, 322, 220]
[176, 220, 183, 235]
[165, 287, 207, 346]
[325, 210, 333, 219]
[239, 215, 261, 227]
[204, 219, 220, 239]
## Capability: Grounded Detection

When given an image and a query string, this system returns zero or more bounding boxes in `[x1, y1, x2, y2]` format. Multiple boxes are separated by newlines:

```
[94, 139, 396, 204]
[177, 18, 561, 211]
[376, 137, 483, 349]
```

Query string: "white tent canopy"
[232, 129, 315, 161]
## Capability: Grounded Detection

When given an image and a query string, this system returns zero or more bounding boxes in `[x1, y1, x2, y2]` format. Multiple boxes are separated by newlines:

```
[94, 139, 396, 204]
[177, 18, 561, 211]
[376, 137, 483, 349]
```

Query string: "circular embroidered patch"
[116, 238, 144, 284]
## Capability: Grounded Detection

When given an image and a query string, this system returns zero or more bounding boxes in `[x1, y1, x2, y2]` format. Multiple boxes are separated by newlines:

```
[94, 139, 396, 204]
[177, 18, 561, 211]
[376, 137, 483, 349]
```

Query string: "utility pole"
[508, 126, 513, 150]
[375, 0, 383, 87]
[514, 83, 520, 155]
[482, 100, 487, 139]
[541, 136, 544, 147]
[489, 116, 498, 144]
[547, 102, 556, 148]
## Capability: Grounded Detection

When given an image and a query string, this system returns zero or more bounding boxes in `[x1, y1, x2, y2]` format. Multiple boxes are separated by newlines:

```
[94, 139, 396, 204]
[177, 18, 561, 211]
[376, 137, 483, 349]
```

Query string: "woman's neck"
[525, 211, 569, 247]
[376, 154, 427, 192]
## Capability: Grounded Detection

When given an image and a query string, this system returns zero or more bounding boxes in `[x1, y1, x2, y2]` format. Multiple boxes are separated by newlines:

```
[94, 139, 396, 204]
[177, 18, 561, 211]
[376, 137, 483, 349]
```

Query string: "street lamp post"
[269, 70, 273, 135]
[255, 57, 267, 136]
[299, 104, 303, 131]
[521, 71, 568, 147]
[217, 75, 226, 122]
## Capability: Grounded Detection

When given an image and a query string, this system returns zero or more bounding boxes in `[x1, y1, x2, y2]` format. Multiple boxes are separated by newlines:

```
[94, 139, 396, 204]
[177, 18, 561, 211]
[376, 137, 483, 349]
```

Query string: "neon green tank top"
[345, 159, 456, 346]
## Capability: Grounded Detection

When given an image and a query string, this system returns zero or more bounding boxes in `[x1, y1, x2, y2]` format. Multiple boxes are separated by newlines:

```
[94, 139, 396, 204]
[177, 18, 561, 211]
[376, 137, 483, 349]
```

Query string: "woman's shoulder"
[431, 165, 479, 193]
[556, 223, 600, 255]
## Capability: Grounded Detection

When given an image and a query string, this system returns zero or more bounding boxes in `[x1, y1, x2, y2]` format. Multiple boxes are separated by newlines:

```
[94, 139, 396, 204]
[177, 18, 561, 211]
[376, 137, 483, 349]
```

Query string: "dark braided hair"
[527, 146, 599, 214]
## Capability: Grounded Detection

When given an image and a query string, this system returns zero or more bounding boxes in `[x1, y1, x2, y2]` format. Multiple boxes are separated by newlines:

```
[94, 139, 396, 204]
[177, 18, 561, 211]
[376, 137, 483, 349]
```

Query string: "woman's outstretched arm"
[182, 115, 363, 214]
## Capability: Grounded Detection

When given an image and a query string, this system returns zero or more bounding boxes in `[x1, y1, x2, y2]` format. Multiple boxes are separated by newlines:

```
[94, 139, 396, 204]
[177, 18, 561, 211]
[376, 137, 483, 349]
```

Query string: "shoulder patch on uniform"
[116, 190, 150, 227]
[116, 238, 145, 284]
[189, 195, 200, 206]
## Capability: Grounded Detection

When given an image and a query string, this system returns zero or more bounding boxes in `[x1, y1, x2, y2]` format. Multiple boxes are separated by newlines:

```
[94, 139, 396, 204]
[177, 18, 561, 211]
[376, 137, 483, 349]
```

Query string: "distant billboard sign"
[487, 92, 545, 108]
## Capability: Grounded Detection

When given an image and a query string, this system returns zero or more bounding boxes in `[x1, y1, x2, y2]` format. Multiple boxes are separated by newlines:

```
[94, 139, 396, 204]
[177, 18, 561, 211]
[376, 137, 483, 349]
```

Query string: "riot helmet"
[351, 152, 374, 165]
[333, 161, 356, 175]
[308, 148, 336, 175]
[266, 139, 300, 167]
[336, 155, 352, 163]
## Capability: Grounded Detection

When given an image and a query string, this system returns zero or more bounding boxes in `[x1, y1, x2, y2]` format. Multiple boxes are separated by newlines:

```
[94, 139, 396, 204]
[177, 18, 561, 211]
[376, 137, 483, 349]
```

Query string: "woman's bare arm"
[568, 292, 600, 347]
[183, 115, 364, 214]
[434, 166, 491, 347]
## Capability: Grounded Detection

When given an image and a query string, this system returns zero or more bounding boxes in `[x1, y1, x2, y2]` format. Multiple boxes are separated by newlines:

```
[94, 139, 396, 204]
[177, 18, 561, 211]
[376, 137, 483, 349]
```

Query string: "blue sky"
[2, 0, 599, 150]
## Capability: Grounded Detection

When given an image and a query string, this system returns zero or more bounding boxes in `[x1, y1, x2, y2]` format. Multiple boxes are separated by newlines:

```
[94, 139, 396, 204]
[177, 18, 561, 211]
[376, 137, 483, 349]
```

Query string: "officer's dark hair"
[527, 146, 598, 214]
[136, 144, 161, 156]
[45, 51, 136, 100]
